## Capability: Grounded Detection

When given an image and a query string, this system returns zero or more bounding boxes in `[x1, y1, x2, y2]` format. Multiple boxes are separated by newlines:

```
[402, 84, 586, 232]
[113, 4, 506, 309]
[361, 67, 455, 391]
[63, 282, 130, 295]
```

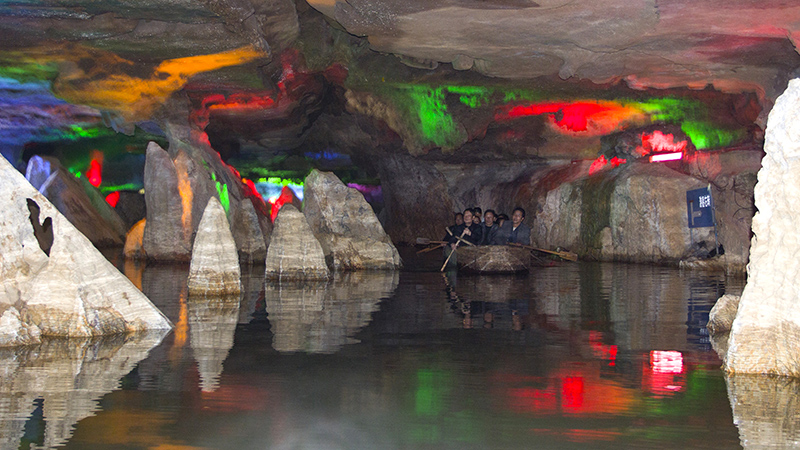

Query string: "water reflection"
[0, 331, 167, 450]
[726, 374, 800, 448]
[266, 271, 399, 353]
[188, 295, 240, 392]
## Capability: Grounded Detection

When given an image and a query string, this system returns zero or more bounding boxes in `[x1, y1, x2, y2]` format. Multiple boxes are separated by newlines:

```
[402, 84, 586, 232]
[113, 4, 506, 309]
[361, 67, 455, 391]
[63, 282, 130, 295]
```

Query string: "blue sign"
[686, 187, 715, 228]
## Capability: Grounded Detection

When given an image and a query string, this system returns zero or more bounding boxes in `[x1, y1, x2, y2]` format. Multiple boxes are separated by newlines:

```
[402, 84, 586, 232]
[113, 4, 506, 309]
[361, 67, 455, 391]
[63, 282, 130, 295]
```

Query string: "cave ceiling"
[1, 0, 797, 181]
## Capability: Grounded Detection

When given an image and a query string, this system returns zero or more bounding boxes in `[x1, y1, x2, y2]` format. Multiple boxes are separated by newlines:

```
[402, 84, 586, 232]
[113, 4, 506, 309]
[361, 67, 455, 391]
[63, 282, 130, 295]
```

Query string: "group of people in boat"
[444, 206, 531, 248]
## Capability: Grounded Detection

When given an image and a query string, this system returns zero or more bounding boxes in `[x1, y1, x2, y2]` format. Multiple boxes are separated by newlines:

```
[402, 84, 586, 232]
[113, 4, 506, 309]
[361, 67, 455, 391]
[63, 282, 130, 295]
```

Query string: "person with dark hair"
[443, 212, 464, 241]
[447, 208, 482, 247]
[482, 209, 499, 245]
[507, 207, 531, 245]
[473, 207, 483, 223]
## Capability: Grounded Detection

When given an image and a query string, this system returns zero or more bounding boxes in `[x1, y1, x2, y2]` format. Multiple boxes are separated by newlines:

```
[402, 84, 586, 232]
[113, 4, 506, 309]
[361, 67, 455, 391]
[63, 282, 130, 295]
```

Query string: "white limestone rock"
[188, 197, 241, 295]
[0, 307, 41, 347]
[230, 198, 267, 264]
[265, 205, 329, 280]
[303, 169, 401, 270]
[0, 154, 172, 339]
[707, 294, 740, 335]
[726, 78, 800, 376]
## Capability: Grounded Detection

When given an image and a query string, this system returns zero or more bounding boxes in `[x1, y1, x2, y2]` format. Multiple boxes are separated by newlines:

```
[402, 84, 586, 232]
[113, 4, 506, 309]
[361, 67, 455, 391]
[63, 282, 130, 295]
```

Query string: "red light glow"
[588, 155, 608, 175]
[651, 351, 684, 374]
[87, 157, 102, 187]
[269, 186, 300, 222]
[499, 101, 646, 135]
[105, 191, 120, 207]
[649, 152, 683, 162]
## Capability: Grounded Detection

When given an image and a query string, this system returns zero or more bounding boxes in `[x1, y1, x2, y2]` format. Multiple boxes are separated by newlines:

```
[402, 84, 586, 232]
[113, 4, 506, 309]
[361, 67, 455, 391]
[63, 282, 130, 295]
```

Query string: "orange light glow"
[46, 44, 266, 121]
[169, 286, 189, 364]
[175, 165, 193, 239]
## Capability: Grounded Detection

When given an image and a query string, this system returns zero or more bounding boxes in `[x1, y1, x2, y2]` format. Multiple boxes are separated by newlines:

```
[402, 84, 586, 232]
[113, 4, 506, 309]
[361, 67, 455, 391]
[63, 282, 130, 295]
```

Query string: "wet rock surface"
[265, 205, 329, 280]
[726, 78, 800, 376]
[26, 155, 126, 247]
[0, 154, 172, 341]
[304, 169, 401, 270]
[708, 294, 741, 335]
[188, 197, 241, 295]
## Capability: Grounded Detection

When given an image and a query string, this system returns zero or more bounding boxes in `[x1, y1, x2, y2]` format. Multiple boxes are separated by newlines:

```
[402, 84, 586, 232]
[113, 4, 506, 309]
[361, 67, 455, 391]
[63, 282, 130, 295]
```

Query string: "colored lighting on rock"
[500, 101, 647, 135]
[87, 156, 102, 187]
[105, 191, 120, 207]
[43, 44, 266, 122]
[269, 185, 299, 222]
[588, 155, 608, 175]
[649, 152, 683, 162]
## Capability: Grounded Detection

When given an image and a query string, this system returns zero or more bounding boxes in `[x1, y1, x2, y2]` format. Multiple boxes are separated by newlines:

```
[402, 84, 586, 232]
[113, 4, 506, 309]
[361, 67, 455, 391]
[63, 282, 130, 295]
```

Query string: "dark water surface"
[2, 250, 763, 449]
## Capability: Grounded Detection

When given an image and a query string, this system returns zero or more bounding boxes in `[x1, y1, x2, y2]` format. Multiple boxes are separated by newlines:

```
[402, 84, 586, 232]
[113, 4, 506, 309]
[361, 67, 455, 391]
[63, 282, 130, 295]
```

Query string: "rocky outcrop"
[378, 154, 454, 245]
[0, 154, 172, 340]
[725, 79, 800, 376]
[265, 204, 329, 280]
[708, 294, 740, 334]
[303, 169, 401, 270]
[0, 306, 41, 347]
[188, 197, 241, 295]
[142, 142, 192, 261]
[0, 331, 167, 449]
[25, 155, 126, 247]
[124, 218, 147, 259]
[230, 198, 267, 263]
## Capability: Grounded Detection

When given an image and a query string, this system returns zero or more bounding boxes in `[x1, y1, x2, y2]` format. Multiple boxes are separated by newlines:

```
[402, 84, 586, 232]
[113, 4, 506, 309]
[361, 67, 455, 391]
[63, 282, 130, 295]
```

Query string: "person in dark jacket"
[447, 208, 482, 248]
[482, 209, 499, 245]
[507, 207, 531, 245]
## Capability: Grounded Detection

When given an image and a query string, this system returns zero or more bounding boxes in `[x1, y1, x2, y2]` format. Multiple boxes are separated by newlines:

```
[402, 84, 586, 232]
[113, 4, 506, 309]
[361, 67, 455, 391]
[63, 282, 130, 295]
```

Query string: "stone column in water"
[726, 79, 800, 376]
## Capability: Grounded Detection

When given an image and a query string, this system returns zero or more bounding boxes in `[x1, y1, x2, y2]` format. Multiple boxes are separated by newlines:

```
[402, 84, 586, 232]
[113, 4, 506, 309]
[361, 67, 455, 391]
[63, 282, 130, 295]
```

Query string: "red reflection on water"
[646, 350, 686, 396]
[561, 377, 584, 410]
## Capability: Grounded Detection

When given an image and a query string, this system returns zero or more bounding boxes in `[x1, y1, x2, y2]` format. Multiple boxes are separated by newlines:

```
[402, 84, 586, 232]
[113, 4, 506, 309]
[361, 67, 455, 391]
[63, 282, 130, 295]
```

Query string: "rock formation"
[124, 218, 147, 259]
[188, 197, 241, 295]
[725, 79, 800, 376]
[265, 204, 329, 280]
[142, 141, 192, 261]
[708, 294, 740, 334]
[25, 155, 126, 247]
[0, 331, 167, 449]
[230, 198, 267, 264]
[377, 154, 454, 245]
[303, 169, 401, 270]
[0, 155, 172, 340]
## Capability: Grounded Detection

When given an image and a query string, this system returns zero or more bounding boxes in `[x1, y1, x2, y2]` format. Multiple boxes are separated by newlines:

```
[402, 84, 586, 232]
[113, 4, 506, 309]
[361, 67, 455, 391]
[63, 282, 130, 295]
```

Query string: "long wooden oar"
[417, 243, 446, 254]
[416, 237, 448, 245]
[441, 229, 468, 271]
[445, 227, 475, 246]
[509, 242, 578, 262]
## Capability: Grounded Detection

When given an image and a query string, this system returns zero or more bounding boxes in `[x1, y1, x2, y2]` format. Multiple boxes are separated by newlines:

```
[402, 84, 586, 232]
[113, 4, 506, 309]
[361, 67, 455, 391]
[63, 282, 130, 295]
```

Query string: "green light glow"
[681, 121, 744, 150]
[99, 183, 141, 193]
[211, 173, 230, 214]
[446, 85, 490, 108]
[406, 85, 463, 149]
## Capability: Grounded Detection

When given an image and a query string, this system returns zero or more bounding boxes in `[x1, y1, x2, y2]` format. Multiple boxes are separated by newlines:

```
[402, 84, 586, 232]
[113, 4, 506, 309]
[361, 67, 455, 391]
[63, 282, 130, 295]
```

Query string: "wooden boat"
[455, 245, 532, 274]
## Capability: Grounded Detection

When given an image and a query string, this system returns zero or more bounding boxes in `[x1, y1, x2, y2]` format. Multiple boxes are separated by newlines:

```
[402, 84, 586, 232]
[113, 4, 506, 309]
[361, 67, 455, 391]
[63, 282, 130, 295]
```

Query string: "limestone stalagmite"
[0, 154, 172, 340]
[188, 197, 241, 295]
[725, 78, 800, 376]
[142, 141, 192, 261]
[230, 198, 267, 263]
[26, 155, 126, 247]
[303, 169, 401, 270]
[265, 204, 329, 280]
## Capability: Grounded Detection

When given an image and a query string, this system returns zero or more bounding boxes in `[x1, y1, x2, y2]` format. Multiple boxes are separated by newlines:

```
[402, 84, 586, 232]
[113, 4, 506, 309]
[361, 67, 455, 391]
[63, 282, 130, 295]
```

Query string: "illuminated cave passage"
[1, 0, 799, 448]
